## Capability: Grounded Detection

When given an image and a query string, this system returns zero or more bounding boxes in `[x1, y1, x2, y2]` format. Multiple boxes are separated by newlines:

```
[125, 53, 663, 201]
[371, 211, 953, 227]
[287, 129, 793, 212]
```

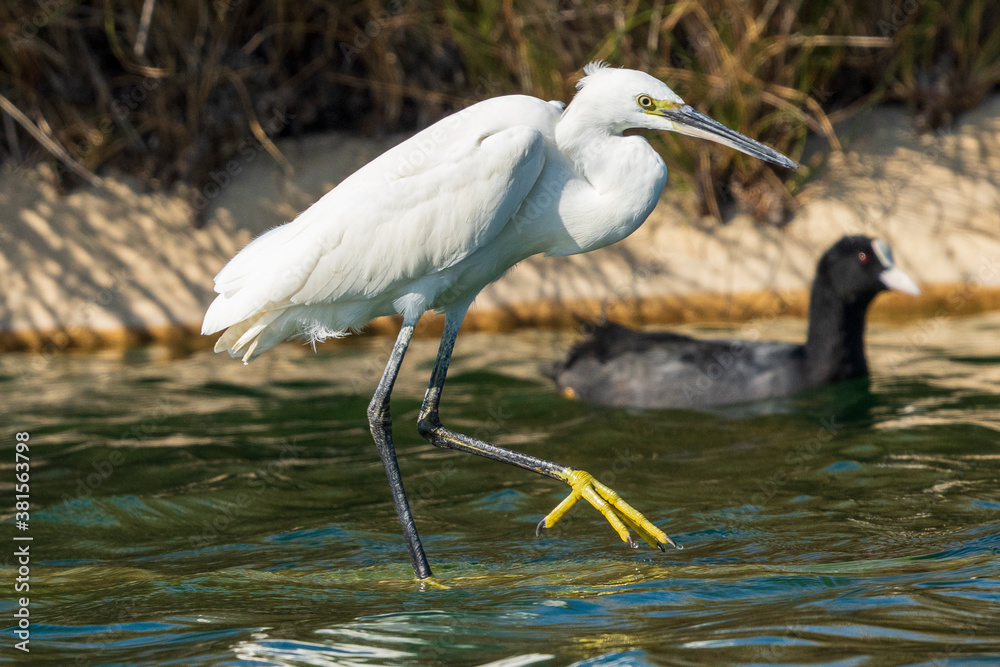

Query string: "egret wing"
[204, 100, 554, 334]
[289, 124, 547, 305]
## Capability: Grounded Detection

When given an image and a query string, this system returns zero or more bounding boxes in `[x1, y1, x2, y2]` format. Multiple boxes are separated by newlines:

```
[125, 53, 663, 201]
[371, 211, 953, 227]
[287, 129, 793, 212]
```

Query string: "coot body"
[550, 236, 920, 409]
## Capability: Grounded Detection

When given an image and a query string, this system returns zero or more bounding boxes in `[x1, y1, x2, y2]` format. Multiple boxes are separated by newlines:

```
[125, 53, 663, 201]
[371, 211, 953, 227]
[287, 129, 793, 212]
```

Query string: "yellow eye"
[637, 95, 654, 109]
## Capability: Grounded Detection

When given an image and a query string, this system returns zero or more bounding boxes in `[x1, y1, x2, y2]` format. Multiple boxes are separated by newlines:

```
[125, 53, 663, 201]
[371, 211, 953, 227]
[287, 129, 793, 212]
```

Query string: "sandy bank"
[3, 98, 1000, 353]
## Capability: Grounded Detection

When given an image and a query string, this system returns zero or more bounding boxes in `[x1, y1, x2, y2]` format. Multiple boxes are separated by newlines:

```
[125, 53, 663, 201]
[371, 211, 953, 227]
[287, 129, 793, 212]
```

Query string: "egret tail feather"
[212, 309, 351, 364]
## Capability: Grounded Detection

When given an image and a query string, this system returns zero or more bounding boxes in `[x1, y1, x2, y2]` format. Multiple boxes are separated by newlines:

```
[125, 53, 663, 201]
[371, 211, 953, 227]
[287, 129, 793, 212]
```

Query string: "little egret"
[203, 62, 797, 579]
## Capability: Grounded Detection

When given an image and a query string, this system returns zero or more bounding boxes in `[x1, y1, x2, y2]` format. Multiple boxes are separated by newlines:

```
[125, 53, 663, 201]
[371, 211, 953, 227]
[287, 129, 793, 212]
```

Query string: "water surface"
[2, 312, 999, 665]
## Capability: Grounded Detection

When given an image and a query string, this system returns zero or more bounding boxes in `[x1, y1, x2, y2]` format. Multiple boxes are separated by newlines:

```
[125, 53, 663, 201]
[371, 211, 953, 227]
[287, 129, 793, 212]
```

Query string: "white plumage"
[202, 63, 798, 579]
[204, 62, 795, 362]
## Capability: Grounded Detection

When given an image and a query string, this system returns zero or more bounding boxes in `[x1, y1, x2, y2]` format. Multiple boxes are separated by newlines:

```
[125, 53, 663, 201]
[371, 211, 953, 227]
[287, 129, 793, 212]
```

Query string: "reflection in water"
[1, 312, 998, 665]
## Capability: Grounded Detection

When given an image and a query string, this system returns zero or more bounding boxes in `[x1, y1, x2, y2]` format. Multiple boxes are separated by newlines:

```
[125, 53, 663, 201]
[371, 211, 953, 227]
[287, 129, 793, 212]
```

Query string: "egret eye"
[858, 252, 869, 265]
[637, 95, 654, 109]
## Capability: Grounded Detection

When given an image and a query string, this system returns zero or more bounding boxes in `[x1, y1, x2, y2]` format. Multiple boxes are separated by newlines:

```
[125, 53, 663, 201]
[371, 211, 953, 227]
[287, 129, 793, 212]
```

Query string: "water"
[2, 312, 999, 665]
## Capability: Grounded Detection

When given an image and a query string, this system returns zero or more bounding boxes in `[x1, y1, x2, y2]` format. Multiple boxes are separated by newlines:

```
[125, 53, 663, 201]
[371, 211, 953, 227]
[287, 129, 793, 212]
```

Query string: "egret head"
[573, 62, 798, 169]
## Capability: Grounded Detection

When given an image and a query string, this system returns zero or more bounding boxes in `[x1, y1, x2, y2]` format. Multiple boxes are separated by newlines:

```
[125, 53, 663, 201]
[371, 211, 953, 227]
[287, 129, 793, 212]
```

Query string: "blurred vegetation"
[1, 0, 999, 224]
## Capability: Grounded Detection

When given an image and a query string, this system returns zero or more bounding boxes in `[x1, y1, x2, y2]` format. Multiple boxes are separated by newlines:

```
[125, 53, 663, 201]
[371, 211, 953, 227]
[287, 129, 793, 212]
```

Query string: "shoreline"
[3, 97, 1000, 355]
[4, 283, 998, 355]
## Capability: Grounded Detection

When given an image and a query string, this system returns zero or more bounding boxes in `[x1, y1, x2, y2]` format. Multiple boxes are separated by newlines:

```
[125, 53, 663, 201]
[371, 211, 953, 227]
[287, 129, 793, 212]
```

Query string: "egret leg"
[367, 319, 433, 580]
[416, 309, 677, 552]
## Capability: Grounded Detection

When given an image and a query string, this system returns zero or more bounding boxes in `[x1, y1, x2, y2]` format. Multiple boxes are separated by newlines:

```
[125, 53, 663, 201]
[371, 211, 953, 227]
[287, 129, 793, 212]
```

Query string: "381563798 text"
[13, 431, 31, 653]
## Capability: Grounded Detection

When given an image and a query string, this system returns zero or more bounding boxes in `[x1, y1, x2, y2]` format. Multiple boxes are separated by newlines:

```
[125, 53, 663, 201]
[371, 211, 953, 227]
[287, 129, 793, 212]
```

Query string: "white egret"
[203, 62, 797, 580]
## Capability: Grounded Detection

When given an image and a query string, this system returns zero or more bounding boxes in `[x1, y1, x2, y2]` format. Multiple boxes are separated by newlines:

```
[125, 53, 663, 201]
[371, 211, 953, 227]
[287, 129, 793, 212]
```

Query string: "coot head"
[817, 235, 920, 303]
[805, 235, 920, 384]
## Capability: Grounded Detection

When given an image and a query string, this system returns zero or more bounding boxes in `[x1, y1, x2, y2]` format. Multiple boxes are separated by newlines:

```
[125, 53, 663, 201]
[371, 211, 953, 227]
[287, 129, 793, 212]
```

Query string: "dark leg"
[417, 309, 569, 480]
[367, 319, 432, 580]
[416, 308, 677, 551]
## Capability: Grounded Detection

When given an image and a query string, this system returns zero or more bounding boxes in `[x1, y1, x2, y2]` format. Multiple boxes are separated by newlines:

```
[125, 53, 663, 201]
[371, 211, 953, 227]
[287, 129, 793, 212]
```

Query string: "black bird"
[549, 236, 921, 409]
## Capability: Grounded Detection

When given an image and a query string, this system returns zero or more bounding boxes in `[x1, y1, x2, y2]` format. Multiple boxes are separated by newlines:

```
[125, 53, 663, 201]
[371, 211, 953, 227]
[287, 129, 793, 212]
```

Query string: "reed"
[1, 0, 996, 224]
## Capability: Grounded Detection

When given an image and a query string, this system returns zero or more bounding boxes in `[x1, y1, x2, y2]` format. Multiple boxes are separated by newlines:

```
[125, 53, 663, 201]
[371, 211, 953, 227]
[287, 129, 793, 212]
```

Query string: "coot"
[549, 236, 920, 409]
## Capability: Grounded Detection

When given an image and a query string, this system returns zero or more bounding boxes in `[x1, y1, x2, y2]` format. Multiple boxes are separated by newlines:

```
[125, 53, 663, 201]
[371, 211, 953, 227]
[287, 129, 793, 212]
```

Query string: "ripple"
[4, 315, 999, 664]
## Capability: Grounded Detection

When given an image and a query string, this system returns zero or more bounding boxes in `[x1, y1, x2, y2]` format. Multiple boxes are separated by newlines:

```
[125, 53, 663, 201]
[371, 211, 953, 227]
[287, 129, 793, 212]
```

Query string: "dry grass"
[883, 0, 1000, 131]
[1, 0, 997, 224]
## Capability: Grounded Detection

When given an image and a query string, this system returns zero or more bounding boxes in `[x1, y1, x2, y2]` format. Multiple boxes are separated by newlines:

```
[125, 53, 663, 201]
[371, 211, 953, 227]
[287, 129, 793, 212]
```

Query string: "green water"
[2, 312, 999, 665]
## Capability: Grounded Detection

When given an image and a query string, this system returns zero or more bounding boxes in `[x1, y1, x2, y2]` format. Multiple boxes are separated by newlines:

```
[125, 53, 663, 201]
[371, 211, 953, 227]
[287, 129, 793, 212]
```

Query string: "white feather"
[204, 66, 795, 361]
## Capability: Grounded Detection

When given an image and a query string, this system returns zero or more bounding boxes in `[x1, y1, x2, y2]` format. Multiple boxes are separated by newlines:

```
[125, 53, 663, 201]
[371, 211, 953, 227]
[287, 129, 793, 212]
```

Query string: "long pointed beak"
[879, 265, 921, 296]
[659, 105, 798, 169]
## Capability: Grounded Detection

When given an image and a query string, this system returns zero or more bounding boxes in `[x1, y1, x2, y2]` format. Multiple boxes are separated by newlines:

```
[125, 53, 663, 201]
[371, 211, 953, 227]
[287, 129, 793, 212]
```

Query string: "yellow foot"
[535, 469, 681, 551]
[416, 576, 451, 590]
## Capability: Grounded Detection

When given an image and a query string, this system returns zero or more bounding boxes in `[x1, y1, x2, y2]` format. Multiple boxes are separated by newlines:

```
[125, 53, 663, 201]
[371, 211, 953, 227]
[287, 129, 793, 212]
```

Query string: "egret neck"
[552, 106, 668, 255]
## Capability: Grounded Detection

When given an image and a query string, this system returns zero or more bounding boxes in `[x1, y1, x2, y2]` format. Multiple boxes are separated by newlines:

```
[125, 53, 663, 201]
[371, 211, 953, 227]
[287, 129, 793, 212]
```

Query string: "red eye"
[858, 252, 869, 264]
